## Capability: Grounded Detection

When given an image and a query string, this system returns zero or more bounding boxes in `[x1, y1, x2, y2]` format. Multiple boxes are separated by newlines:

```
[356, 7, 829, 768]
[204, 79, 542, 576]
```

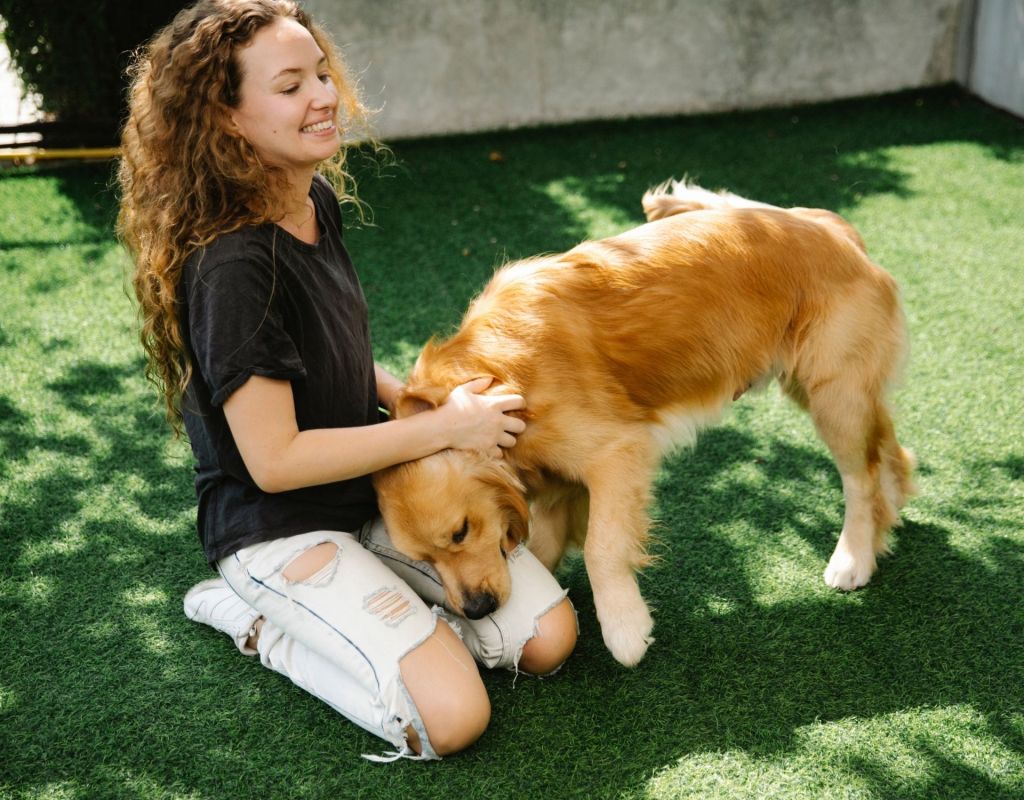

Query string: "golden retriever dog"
[374, 180, 915, 666]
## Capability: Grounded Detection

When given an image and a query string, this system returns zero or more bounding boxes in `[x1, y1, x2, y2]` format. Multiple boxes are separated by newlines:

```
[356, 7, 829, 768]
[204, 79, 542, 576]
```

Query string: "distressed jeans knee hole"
[283, 541, 340, 587]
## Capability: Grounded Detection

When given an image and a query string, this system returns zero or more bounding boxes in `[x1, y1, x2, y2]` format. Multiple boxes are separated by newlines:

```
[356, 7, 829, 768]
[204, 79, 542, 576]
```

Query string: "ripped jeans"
[216, 517, 570, 760]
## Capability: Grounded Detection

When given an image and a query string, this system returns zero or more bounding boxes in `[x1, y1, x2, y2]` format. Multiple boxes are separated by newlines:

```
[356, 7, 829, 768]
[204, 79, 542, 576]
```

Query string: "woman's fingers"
[456, 377, 525, 410]
[504, 415, 527, 435]
[460, 376, 493, 394]
[443, 377, 528, 453]
[492, 392, 526, 412]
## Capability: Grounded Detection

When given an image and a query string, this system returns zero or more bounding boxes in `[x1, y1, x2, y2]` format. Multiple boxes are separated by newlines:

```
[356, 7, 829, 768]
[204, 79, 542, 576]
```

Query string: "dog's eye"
[452, 518, 469, 545]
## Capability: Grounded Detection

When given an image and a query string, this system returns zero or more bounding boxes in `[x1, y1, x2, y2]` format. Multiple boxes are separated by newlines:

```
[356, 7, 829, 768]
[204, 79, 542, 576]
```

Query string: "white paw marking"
[823, 548, 875, 590]
[600, 599, 655, 667]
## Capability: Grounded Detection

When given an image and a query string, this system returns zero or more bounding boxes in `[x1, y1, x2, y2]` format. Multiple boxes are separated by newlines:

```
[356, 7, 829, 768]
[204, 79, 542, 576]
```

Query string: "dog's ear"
[474, 460, 529, 551]
[392, 384, 449, 418]
[504, 500, 529, 551]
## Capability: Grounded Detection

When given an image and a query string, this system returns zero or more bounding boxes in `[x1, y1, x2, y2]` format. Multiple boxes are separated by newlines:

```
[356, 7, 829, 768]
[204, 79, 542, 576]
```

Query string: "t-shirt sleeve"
[187, 255, 306, 407]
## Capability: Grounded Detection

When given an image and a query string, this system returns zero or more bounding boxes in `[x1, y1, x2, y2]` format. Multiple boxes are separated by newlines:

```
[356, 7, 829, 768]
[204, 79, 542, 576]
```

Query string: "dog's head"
[374, 448, 529, 618]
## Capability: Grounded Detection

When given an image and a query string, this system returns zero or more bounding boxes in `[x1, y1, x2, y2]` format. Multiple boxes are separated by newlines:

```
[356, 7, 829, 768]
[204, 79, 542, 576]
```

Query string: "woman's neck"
[280, 167, 314, 215]
[275, 169, 318, 244]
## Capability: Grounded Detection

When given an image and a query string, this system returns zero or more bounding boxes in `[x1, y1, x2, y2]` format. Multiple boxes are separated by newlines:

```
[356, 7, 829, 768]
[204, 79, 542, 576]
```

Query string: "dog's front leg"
[583, 442, 656, 667]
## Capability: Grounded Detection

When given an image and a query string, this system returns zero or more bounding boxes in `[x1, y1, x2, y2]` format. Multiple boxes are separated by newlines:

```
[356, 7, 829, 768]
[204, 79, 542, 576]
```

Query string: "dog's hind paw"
[601, 604, 655, 667]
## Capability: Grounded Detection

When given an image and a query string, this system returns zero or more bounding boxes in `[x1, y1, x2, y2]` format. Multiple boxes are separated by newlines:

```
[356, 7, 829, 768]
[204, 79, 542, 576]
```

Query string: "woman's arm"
[223, 374, 525, 494]
[374, 362, 405, 411]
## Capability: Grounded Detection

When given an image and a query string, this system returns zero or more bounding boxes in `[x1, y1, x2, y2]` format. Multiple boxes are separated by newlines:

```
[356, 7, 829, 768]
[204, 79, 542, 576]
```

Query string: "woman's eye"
[282, 86, 299, 95]
[318, 73, 330, 84]
[452, 519, 469, 545]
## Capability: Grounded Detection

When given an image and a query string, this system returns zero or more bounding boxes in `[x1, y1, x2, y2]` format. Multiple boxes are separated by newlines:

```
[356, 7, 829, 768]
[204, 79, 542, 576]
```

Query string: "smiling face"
[374, 451, 529, 619]
[227, 16, 340, 181]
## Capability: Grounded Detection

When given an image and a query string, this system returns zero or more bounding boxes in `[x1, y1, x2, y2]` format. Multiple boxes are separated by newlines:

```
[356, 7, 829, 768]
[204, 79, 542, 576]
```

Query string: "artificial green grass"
[2, 86, 1022, 799]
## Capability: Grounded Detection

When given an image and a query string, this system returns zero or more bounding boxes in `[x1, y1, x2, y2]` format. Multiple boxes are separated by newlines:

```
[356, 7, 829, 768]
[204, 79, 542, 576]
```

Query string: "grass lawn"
[1, 86, 1022, 799]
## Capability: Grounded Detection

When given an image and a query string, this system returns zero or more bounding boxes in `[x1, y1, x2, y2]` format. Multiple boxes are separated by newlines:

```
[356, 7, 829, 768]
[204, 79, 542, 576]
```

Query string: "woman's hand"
[434, 377, 527, 456]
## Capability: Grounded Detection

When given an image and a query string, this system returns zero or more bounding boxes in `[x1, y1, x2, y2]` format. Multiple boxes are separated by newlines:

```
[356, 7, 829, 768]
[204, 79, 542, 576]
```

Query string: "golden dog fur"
[374, 180, 915, 666]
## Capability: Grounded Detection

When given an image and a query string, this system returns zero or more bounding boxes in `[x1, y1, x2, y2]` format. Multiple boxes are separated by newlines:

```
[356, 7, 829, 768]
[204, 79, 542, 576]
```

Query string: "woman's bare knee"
[400, 619, 490, 756]
[518, 597, 577, 675]
[281, 541, 338, 582]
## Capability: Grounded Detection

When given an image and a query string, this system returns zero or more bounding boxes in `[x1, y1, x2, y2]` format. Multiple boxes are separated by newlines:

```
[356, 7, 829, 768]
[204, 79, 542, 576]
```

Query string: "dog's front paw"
[600, 600, 654, 667]
[823, 548, 876, 591]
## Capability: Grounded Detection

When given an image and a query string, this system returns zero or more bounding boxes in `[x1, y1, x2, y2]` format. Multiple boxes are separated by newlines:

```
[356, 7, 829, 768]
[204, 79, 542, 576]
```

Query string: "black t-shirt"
[180, 174, 379, 565]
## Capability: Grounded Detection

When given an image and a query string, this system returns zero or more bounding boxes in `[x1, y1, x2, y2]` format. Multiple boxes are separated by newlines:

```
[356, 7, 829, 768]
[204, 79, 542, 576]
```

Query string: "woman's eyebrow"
[271, 55, 327, 82]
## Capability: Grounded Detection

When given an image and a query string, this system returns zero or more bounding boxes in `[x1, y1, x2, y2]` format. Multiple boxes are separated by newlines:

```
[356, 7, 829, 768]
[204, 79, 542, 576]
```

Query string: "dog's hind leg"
[788, 265, 912, 589]
[582, 439, 657, 666]
[875, 403, 917, 554]
[805, 381, 895, 590]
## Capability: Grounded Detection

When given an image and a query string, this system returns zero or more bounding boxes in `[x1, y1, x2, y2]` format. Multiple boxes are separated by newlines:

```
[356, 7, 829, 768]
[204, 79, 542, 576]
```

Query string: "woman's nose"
[310, 77, 336, 109]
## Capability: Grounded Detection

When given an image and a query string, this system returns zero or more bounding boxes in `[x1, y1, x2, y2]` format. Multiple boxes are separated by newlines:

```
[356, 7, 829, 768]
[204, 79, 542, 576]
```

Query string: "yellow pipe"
[0, 147, 121, 161]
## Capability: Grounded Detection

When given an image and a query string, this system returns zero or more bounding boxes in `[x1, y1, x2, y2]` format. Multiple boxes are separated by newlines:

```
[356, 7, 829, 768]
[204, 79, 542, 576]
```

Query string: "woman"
[117, 0, 576, 761]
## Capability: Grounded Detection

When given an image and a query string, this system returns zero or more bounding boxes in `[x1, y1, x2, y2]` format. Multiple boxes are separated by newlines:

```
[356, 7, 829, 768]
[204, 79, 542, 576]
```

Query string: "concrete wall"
[307, 0, 968, 140]
[962, 0, 1024, 117]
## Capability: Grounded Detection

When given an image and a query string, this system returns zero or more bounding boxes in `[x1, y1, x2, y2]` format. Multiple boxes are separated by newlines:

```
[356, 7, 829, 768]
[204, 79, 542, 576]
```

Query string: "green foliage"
[1, 87, 1022, 799]
[0, 0, 180, 126]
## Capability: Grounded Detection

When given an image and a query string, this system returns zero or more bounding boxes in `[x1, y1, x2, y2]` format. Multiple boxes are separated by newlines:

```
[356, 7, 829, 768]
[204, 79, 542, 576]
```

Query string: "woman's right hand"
[434, 377, 527, 456]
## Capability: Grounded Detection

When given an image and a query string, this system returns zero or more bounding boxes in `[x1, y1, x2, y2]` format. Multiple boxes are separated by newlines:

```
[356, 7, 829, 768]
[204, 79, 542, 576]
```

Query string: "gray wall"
[307, 0, 968, 140]
[962, 0, 1024, 116]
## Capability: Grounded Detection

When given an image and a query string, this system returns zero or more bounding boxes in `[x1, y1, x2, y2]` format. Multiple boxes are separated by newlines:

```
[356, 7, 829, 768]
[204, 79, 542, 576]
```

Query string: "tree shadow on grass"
[49, 359, 194, 511]
[503, 87, 1024, 231]
[0, 395, 85, 481]
[990, 454, 1024, 482]
[0, 162, 117, 247]
[2, 359, 193, 560]
[0, 162, 119, 312]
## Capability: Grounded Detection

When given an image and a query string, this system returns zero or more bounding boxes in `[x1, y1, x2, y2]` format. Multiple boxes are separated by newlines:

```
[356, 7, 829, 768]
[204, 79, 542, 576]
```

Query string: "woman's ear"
[218, 104, 244, 138]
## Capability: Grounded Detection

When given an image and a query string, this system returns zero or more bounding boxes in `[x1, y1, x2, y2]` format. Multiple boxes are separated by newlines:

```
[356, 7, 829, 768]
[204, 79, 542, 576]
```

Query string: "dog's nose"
[462, 591, 498, 619]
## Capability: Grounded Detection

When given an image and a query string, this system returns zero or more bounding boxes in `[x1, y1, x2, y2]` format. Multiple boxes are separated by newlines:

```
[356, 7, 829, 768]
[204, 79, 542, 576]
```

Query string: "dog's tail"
[641, 177, 778, 222]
